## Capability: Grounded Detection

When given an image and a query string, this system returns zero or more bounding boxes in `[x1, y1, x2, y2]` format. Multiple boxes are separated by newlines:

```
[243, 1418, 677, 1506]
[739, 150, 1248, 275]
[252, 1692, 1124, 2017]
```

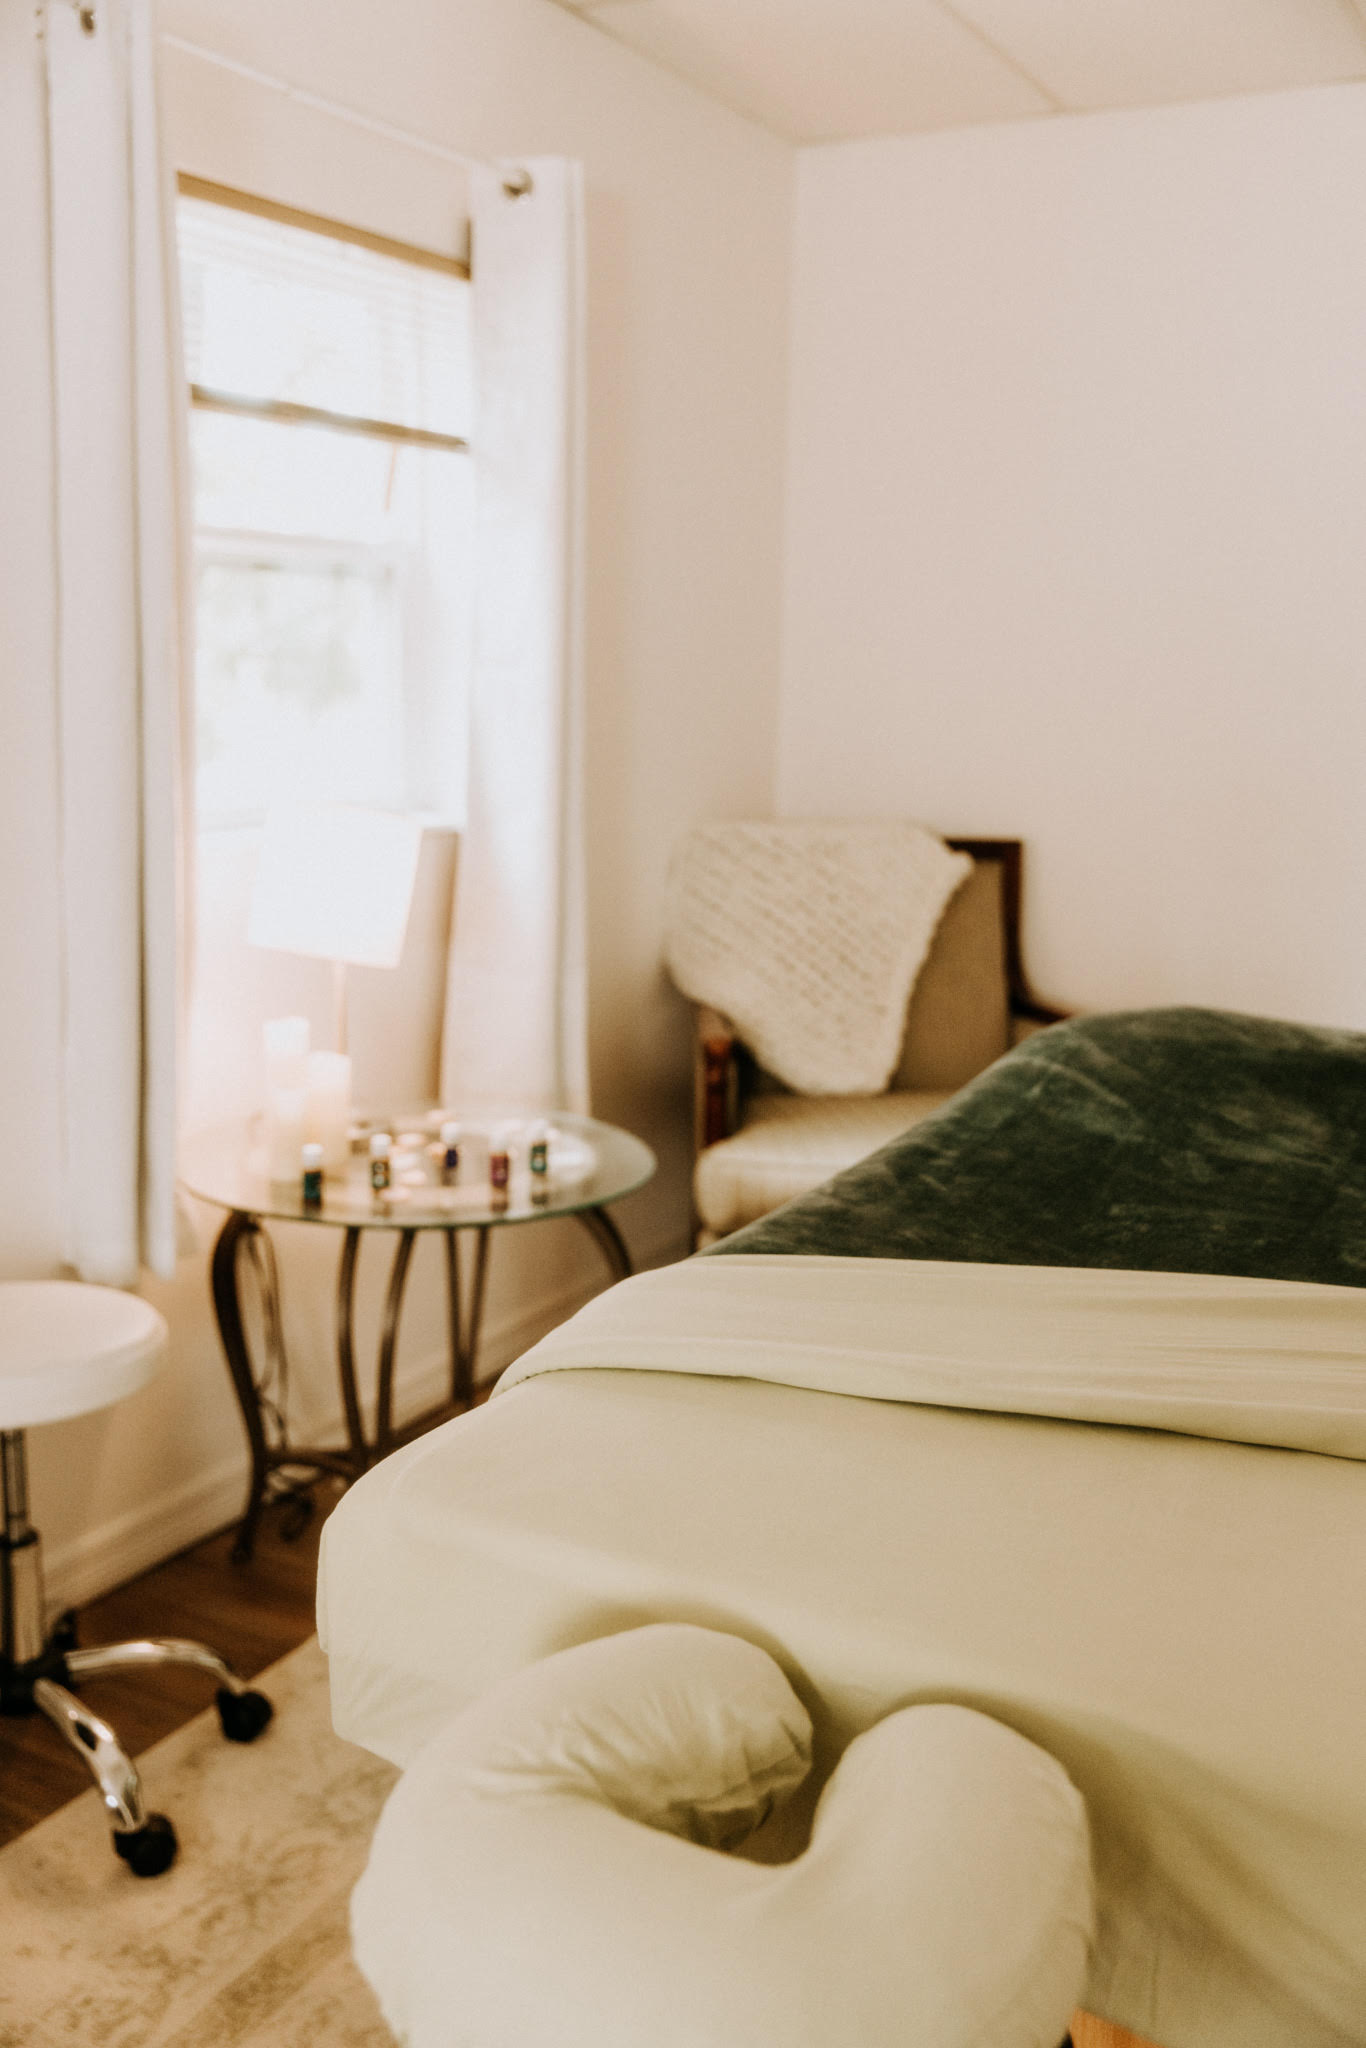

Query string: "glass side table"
[180, 1112, 656, 1559]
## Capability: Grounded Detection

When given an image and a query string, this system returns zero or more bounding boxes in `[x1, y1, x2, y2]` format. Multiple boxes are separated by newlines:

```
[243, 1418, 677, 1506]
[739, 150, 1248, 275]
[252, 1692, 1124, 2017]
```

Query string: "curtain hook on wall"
[502, 167, 534, 201]
[76, 2, 97, 31]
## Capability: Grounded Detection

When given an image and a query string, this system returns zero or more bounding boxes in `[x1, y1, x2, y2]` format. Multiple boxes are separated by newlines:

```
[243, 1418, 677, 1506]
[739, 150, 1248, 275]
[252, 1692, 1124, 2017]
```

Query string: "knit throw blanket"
[664, 822, 971, 1095]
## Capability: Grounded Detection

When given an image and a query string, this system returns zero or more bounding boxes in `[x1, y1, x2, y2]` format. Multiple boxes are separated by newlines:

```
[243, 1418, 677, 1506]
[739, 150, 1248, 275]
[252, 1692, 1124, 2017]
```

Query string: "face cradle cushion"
[350, 1624, 1094, 2048]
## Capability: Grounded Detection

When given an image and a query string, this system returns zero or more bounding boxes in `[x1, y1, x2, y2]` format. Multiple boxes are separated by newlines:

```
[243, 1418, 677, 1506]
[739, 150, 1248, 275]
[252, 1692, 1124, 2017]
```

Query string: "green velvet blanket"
[712, 1007, 1366, 1289]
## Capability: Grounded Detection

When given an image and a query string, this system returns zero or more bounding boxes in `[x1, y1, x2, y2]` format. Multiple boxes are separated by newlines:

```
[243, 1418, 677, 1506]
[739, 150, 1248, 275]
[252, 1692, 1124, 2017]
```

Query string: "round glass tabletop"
[179, 1111, 657, 1233]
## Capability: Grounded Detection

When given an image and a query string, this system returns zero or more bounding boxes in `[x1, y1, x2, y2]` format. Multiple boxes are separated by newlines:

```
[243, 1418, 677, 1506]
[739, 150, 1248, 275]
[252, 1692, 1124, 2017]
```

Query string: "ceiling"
[551, 0, 1366, 143]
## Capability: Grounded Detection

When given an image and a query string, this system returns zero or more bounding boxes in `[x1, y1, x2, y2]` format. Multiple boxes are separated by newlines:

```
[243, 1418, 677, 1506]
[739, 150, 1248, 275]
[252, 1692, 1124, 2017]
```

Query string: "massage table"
[319, 1008, 1366, 2048]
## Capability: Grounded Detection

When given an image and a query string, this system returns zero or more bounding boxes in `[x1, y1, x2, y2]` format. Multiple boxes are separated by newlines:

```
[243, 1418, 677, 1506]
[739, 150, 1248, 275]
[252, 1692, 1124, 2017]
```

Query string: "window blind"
[178, 194, 472, 445]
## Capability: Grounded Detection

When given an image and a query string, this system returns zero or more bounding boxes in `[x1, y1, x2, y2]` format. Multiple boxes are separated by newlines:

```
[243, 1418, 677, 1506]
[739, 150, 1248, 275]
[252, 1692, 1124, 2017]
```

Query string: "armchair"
[692, 839, 1063, 1242]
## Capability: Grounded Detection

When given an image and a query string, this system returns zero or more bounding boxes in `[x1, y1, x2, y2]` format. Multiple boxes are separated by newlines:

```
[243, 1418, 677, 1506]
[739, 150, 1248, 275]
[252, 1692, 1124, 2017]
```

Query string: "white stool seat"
[0, 1282, 167, 1428]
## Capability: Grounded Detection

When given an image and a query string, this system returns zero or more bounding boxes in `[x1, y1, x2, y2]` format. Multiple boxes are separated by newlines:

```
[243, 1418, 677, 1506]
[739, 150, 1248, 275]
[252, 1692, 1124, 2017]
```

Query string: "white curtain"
[45, 0, 190, 1283]
[439, 159, 590, 1117]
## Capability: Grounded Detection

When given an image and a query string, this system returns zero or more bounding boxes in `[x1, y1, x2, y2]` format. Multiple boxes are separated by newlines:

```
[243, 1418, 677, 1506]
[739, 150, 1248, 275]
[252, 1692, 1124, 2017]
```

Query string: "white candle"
[304, 1051, 353, 1176]
[266, 1087, 308, 1184]
[263, 1015, 310, 1095]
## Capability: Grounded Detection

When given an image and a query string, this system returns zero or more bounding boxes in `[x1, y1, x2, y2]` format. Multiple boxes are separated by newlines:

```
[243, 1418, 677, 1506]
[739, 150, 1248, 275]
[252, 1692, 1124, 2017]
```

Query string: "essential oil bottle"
[301, 1141, 324, 1209]
[488, 1124, 512, 1203]
[369, 1131, 392, 1194]
[440, 1121, 462, 1188]
[527, 1119, 550, 1200]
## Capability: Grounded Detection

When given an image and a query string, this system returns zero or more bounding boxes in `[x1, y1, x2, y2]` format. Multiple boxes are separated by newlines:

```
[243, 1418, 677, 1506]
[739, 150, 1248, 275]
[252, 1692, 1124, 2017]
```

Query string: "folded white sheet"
[499, 1254, 1366, 1461]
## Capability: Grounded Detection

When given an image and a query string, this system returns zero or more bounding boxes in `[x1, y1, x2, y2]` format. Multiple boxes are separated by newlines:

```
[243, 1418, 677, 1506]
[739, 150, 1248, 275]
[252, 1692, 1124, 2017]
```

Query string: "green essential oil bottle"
[528, 1119, 550, 1201]
[301, 1142, 324, 1209]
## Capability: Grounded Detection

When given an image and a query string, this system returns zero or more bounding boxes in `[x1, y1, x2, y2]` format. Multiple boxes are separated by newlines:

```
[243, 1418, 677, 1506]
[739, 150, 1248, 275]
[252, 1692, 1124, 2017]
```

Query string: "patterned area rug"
[0, 1638, 398, 2047]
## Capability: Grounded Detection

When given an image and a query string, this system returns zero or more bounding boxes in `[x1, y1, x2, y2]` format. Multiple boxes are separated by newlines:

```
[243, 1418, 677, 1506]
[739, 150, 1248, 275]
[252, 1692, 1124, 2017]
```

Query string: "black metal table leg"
[466, 1226, 492, 1372]
[335, 1228, 367, 1468]
[211, 1213, 274, 1565]
[374, 1231, 418, 1459]
[372, 1226, 495, 1457]
[574, 1204, 634, 1282]
[443, 1232, 466, 1407]
[215, 1211, 370, 1561]
[442, 1227, 491, 1409]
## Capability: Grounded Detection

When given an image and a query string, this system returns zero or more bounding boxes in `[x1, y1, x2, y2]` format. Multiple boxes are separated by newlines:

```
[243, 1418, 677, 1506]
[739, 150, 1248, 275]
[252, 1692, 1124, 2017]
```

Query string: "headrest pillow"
[352, 1623, 1093, 2048]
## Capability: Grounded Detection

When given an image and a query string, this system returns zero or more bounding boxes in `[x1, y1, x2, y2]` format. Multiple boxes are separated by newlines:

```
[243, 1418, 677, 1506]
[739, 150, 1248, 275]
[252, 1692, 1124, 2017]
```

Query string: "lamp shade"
[248, 805, 423, 970]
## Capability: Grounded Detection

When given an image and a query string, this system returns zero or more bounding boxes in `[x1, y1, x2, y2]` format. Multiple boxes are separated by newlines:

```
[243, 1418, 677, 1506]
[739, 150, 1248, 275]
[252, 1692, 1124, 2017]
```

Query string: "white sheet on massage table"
[318, 1368, 1366, 2048]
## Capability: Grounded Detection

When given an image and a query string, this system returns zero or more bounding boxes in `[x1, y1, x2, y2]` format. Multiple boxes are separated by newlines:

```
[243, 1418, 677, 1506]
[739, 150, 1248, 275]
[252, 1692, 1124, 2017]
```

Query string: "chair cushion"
[351, 1624, 1093, 2048]
[694, 1089, 953, 1235]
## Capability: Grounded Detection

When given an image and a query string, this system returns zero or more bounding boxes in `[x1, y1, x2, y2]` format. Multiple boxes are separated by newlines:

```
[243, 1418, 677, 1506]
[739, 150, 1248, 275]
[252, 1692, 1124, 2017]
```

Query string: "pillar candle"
[304, 1051, 353, 1176]
[266, 1088, 308, 1184]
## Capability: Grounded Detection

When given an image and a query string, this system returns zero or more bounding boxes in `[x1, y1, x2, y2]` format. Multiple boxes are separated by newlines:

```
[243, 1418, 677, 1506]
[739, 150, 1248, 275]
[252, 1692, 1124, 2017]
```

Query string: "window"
[176, 181, 473, 829]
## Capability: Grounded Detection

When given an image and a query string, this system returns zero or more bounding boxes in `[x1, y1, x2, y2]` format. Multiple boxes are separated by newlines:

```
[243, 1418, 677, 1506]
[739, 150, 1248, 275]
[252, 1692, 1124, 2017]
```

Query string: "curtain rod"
[159, 32, 533, 194]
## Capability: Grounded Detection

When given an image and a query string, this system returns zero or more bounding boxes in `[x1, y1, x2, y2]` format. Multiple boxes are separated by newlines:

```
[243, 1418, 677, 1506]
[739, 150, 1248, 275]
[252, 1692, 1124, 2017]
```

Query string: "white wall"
[2, 0, 791, 1607]
[780, 83, 1366, 1028]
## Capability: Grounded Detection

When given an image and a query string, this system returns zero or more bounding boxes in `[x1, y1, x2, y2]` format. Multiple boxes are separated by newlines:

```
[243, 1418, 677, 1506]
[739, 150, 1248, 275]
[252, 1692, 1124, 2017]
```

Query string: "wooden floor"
[0, 1484, 336, 1846]
[0, 1482, 1161, 2047]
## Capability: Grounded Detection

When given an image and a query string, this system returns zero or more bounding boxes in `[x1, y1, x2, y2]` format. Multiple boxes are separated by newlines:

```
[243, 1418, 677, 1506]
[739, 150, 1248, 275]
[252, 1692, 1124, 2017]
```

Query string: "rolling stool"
[0, 1281, 273, 1876]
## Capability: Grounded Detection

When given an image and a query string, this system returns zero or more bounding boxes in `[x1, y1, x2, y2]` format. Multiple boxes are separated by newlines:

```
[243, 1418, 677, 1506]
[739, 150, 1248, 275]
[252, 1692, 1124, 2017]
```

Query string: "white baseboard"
[40, 1228, 689, 1617]
[40, 1452, 254, 1620]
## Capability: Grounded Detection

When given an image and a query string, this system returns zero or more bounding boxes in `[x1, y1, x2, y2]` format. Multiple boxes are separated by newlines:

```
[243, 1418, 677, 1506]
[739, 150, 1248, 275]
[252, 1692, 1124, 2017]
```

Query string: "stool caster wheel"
[113, 1812, 177, 1877]
[216, 1687, 273, 1743]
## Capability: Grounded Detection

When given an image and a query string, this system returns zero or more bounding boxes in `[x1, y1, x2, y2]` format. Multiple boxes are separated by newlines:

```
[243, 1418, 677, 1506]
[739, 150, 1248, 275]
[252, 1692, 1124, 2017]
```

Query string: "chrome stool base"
[2, 1428, 273, 1876]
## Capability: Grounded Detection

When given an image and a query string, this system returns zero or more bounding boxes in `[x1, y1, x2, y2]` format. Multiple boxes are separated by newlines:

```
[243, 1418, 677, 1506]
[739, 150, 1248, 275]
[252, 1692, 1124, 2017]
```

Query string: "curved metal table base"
[214, 1204, 634, 1561]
